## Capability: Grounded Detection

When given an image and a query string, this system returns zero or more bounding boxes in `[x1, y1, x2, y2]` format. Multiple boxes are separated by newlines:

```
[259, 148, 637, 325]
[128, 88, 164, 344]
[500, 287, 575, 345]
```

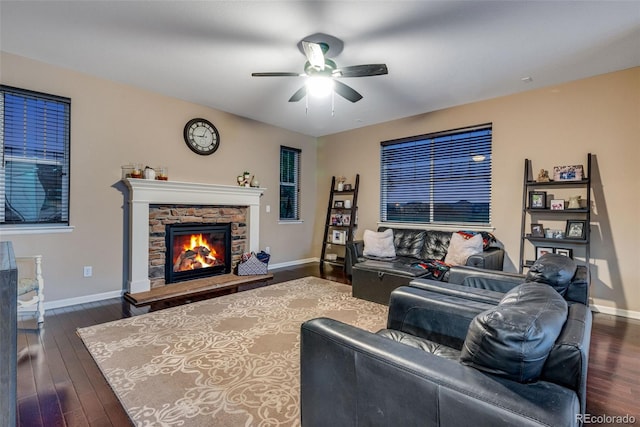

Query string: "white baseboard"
[44, 290, 124, 310]
[43, 258, 321, 309]
[591, 304, 640, 320]
[41, 273, 640, 321]
[269, 257, 319, 270]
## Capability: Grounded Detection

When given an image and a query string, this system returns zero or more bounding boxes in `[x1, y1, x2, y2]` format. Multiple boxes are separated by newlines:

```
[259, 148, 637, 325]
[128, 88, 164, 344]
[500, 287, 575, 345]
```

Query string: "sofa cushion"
[444, 233, 483, 266]
[377, 328, 462, 360]
[526, 253, 577, 296]
[460, 282, 568, 383]
[385, 228, 426, 258]
[363, 229, 396, 258]
[418, 230, 452, 261]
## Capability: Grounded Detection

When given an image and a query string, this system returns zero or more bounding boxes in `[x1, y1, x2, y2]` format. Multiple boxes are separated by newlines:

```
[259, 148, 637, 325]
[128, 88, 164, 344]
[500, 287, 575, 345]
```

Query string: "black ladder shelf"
[518, 153, 592, 273]
[320, 174, 360, 271]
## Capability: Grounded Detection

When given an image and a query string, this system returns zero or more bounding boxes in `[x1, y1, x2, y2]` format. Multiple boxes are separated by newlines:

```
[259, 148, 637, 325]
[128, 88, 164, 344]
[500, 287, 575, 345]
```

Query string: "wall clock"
[183, 118, 220, 155]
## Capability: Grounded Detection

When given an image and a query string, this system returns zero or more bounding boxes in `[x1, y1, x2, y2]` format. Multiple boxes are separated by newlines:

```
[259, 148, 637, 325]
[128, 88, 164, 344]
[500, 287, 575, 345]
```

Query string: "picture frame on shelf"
[553, 165, 584, 181]
[555, 248, 573, 258]
[550, 199, 565, 210]
[334, 200, 344, 208]
[565, 220, 587, 239]
[529, 191, 547, 209]
[530, 223, 545, 237]
[343, 183, 352, 191]
[332, 230, 346, 244]
[536, 246, 555, 259]
[341, 213, 351, 226]
[330, 213, 342, 226]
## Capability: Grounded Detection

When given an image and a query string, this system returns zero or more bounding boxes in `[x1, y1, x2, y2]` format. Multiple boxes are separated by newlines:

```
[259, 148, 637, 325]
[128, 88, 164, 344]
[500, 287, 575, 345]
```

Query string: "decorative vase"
[337, 182, 344, 192]
[143, 167, 156, 180]
[568, 196, 581, 209]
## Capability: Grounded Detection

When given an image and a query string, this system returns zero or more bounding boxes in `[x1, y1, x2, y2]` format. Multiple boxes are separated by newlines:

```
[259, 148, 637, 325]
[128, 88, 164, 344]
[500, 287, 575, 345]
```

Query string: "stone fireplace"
[124, 179, 264, 294]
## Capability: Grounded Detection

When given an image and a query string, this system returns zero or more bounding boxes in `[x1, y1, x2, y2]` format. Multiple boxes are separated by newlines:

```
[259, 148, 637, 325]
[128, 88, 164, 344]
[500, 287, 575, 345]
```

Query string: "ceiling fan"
[252, 39, 388, 103]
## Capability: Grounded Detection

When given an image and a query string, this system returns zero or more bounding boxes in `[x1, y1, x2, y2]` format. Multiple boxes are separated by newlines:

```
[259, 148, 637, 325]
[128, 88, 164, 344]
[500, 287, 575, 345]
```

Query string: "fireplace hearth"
[165, 223, 231, 284]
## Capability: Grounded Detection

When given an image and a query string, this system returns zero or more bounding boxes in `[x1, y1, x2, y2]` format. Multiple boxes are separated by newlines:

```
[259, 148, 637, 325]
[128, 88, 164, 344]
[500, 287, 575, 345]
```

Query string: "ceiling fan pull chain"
[331, 91, 335, 117]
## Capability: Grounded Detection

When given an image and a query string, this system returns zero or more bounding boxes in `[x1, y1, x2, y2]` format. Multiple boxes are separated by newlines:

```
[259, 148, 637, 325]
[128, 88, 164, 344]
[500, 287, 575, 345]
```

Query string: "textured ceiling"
[1, 1, 639, 137]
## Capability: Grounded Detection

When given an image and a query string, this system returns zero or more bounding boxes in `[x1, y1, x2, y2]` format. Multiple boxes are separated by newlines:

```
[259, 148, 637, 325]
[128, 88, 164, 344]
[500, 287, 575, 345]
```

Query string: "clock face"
[183, 118, 220, 155]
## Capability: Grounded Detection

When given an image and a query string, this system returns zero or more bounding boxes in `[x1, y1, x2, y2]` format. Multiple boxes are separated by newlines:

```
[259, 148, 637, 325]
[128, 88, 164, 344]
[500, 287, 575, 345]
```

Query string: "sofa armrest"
[447, 265, 526, 292]
[386, 286, 494, 349]
[300, 317, 580, 427]
[344, 240, 364, 276]
[466, 247, 504, 270]
[409, 278, 504, 305]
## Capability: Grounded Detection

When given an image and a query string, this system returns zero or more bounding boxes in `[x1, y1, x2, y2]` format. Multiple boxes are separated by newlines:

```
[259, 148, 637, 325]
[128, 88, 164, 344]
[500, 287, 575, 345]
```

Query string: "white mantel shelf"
[124, 178, 266, 205]
[123, 178, 266, 294]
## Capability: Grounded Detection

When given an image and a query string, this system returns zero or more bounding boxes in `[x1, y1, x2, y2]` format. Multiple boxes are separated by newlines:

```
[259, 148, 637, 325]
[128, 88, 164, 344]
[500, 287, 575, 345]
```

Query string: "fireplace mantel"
[124, 179, 265, 293]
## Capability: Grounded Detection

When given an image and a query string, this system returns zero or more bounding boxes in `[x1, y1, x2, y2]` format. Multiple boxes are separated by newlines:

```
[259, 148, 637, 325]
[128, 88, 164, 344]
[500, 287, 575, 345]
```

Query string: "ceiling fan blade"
[333, 64, 388, 78]
[301, 41, 325, 70]
[334, 81, 363, 103]
[251, 72, 302, 77]
[288, 86, 307, 102]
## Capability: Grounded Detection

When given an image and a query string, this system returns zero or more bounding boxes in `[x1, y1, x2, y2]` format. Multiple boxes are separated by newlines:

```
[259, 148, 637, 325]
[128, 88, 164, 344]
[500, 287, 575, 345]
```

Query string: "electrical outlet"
[83, 266, 93, 277]
[266, 205, 271, 213]
[265, 246, 271, 254]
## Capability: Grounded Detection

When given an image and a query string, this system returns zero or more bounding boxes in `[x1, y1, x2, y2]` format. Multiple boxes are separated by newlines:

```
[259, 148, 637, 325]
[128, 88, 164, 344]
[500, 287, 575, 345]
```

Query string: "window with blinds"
[280, 146, 301, 221]
[0, 85, 71, 226]
[380, 124, 492, 226]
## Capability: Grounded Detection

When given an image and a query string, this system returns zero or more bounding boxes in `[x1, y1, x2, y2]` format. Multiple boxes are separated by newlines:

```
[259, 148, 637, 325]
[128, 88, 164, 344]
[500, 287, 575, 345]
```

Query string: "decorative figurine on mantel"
[237, 171, 255, 187]
[537, 169, 551, 182]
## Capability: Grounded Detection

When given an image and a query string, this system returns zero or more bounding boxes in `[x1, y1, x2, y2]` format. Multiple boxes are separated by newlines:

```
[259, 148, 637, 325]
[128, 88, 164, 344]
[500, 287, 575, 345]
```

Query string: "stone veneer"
[148, 204, 248, 288]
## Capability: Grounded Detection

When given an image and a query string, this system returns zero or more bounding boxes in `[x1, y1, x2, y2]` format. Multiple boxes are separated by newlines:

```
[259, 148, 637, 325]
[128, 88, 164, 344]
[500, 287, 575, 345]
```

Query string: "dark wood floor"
[15, 263, 640, 426]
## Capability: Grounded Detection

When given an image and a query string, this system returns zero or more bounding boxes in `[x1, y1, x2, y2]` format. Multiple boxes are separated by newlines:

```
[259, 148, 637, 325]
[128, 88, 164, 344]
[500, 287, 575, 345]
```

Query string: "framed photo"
[529, 191, 547, 209]
[341, 213, 351, 226]
[536, 246, 555, 259]
[343, 183, 352, 191]
[530, 223, 545, 237]
[550, 199, 565, 210]
[333, 200, 344, 208]
[555, 248, 573, 258]
[332, 230, 346, 244]
[553, 165, 584, 181]
[565, 220, 587, 239]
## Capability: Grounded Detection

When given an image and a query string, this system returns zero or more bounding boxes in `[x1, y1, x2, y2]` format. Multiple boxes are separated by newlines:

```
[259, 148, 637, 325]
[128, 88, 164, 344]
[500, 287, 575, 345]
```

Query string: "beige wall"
[1, 52, 318, 304]
[316, 67, 640, 315]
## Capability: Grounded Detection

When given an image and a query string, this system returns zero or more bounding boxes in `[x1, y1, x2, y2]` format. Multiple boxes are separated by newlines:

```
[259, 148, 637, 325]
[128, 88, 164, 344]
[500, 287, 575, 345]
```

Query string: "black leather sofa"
[300, 254, 592, 427]
[346, 227, 505, 305]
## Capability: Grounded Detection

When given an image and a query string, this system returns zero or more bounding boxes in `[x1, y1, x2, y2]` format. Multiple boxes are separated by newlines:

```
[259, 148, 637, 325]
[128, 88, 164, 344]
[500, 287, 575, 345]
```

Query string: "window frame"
[279, 145, 301, 222]
[380, 123, 492, 229]
[0, 85, 71, 231]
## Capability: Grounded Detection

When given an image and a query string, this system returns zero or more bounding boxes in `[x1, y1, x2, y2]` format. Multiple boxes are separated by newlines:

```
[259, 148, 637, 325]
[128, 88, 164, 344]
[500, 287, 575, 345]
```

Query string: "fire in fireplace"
[165, 223, 231, 283]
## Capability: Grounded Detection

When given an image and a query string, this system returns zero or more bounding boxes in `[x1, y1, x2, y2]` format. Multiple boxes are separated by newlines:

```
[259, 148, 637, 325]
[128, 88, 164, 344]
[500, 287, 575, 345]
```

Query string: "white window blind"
[380, 124, 492, 226]
[280, 146, 301, 220]
[1, 85, 71, 226]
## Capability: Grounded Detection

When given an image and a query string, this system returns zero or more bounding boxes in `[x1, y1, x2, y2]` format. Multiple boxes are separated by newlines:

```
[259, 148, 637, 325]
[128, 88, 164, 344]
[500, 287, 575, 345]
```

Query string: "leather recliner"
[300, 254, 592, 426]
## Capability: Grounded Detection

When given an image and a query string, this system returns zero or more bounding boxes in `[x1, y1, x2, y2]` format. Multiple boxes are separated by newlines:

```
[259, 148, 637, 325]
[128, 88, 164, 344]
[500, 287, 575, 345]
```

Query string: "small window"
[280, 146, 301, 221]
[1, 85, 71, 226]
[380, 124, 492, 226]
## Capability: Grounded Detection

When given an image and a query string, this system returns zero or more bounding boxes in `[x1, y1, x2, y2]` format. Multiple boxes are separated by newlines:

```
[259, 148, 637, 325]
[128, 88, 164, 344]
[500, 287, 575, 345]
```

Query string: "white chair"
[16, 255, 45, 324]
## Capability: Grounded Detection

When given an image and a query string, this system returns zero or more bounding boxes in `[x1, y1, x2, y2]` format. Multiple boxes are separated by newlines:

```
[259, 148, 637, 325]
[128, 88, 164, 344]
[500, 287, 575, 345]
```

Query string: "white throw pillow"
[444, 233, 483, 266]
[363, 229, 396, 258]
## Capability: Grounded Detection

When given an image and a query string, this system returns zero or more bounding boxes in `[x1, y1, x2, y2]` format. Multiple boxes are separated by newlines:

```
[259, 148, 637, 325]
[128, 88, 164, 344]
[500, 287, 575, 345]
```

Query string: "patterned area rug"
[77, 277, 388, 426]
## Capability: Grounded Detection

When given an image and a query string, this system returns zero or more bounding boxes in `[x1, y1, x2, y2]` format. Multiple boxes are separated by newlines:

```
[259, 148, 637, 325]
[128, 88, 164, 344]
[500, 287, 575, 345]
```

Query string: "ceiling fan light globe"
[306, 76, 334, 98]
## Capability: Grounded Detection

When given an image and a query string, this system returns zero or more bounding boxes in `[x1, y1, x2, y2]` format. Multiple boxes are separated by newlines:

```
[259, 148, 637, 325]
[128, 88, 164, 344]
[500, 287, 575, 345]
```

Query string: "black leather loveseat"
[346, 227, 504, 305]
[301, 254, 592, 427]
